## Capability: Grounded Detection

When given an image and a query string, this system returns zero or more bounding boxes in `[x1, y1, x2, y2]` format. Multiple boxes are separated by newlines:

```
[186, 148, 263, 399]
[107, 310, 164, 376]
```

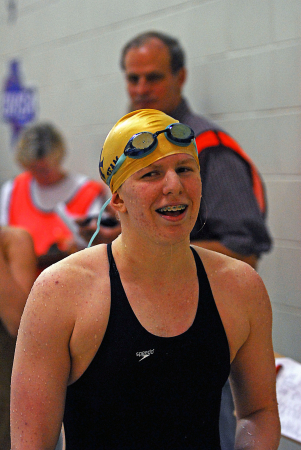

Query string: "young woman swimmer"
[11, 109, 280, 450]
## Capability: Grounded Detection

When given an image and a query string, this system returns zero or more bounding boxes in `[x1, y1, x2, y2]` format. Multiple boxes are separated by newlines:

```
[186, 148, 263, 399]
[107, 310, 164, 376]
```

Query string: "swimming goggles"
[89, 123, 195, 248]
[104, 123, 196, 188]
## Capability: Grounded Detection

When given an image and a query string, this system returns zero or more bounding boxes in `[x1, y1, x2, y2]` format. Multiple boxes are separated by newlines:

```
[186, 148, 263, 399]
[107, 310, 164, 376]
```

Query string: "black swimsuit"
[63, 244, 230, 449]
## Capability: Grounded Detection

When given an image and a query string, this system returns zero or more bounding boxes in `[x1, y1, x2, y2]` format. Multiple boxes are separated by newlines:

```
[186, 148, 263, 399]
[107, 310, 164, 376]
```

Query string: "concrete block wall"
[1, 1, 300, 448]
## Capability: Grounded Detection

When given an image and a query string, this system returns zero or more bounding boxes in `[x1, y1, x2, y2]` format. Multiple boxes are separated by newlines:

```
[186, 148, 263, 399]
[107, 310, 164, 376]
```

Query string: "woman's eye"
[177, 166, 192, 173]
[141, 171, 158, 178]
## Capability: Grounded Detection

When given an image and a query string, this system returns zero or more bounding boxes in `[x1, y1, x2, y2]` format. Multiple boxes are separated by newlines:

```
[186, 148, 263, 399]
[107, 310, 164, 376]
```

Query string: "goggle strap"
[193, 141, 198, 155]
[106, 153, 126, 187]
[87, 196, 112, 248]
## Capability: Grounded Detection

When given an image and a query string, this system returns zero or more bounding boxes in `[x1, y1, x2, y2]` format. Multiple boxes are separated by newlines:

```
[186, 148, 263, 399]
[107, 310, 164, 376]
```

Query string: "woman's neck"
[113, 233, 193, 280]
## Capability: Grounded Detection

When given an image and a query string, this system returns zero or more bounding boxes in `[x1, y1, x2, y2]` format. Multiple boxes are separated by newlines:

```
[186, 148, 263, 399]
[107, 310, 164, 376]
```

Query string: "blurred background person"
[0, 123, 120, 271]
[120, 31, 273, 450]
[120, 31, 272, 269]
[0, 225, 36, 450]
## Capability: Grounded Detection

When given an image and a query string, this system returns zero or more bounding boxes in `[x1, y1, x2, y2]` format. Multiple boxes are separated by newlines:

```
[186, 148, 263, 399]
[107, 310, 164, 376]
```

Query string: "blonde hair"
[16, 123, 66, 167]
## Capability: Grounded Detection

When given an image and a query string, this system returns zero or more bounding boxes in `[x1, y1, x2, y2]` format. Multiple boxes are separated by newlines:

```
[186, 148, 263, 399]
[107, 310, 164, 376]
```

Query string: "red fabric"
[195, 131, 265, 213]
[9, 172, 104, 255]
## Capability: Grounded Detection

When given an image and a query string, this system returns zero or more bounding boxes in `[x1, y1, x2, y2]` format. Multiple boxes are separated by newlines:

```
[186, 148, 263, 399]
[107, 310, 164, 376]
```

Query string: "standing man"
[0, 123, 119, 271]
[120, 31, 273, 449]
[121, 31, 272, 268]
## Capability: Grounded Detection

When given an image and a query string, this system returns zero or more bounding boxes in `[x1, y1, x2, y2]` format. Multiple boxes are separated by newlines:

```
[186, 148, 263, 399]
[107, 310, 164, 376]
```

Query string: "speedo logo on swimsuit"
[136, 349, 154, 362]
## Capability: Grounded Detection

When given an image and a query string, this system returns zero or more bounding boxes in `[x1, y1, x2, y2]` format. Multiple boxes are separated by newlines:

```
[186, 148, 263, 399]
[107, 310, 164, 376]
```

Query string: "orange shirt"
[8, 172, 105, 256]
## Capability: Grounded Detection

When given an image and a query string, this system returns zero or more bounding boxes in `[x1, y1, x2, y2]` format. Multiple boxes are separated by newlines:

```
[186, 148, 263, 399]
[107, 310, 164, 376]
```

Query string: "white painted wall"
[1, 1, 300, 448]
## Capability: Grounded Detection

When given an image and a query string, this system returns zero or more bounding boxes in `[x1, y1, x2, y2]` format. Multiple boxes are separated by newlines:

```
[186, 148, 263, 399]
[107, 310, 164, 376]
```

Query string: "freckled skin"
[10, 156, 280, 450]
[115, 154, 202, 247]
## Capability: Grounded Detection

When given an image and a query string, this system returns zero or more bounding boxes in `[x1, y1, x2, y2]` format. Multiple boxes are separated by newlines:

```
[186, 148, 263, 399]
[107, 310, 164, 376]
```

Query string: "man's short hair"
[16, 123, 66, 167]
[120, 31, 185, 74]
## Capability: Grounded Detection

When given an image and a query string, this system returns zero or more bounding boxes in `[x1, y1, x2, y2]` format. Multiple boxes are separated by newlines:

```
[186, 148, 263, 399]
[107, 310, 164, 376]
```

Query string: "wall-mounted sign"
[2, 60, 38, 145]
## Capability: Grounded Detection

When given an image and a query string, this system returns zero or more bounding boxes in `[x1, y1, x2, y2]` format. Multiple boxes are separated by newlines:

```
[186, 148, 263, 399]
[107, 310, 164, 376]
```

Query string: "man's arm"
[0, 226, 36, 336]
[229, 269, 280, 449]
[191, 147, 272, 267]
[192, 240, 258, 268]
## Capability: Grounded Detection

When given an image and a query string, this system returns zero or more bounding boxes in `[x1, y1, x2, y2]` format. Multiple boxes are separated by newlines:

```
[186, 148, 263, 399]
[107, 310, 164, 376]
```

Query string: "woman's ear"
[111, 191, 127, 213]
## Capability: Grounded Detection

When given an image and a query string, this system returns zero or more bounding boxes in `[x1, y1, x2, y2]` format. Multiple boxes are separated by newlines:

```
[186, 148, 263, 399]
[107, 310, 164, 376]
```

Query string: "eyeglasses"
[104, 123, 196, 187]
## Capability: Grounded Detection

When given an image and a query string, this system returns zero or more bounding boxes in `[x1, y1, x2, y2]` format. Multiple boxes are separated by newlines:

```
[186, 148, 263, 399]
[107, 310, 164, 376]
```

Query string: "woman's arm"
[230, 271, 280, 449]
[0, 226, 36, 336]
[10, 266, 75, 450]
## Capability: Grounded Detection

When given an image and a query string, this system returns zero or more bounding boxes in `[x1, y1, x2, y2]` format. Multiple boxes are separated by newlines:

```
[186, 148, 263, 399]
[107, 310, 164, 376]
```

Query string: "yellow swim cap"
[99, 109, 200, 193]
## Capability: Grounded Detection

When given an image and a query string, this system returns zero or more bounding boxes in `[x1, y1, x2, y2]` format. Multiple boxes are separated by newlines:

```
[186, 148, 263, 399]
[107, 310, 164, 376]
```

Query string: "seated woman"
[0, 123, 120, 270]
[11, 110, 280, 450]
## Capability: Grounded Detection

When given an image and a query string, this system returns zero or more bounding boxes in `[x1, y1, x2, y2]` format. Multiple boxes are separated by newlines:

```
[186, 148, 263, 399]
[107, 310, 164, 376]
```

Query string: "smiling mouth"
[156, 205, 187, 216]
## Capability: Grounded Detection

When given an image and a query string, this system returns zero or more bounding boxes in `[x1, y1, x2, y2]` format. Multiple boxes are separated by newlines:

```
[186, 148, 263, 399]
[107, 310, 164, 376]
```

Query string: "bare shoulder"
[0, 226, 36, 290]
[28, 243, 111, 329]
[191, 245, 267, 300]
[20, 244, 111, 382]
[2, 224, 31, 239]
[191, 245, 271, 361]
[34, 243, 109, 298]
[1, 225, 34, 251]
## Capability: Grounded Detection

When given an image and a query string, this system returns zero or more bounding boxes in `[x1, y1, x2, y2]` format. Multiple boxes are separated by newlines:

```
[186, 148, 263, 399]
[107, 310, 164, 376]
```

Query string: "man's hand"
[77, 216, 121, 246]
[192, 239, 258, 269]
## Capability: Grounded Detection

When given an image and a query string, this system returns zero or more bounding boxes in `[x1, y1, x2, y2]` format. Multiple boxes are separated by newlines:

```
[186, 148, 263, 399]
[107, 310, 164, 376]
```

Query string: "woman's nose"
[162, 170, 183, 195]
